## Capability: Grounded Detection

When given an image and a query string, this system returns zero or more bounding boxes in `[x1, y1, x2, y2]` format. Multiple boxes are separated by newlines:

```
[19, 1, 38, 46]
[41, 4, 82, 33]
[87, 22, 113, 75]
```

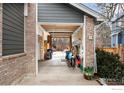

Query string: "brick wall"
[85, 16, 94, 67]
[96, 23, 111, 48]
[0, 3, 36, 85]
[72, 28, 83, 43]
[0, 3, 2, 57]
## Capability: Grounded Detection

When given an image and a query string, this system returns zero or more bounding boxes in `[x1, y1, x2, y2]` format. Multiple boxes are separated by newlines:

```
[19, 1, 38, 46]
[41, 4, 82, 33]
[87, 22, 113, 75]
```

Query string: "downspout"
[94, 26, 97, 73]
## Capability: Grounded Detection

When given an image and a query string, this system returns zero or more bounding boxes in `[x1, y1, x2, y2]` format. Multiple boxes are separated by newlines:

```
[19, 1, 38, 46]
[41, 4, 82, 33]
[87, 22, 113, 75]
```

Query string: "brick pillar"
[83, 15, 94, 67]
[26, 3, 36, 74]
[0, 4, 2, 59]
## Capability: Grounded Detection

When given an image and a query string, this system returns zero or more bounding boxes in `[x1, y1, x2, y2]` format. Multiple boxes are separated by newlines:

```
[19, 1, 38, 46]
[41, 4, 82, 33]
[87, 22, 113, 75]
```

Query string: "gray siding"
[119, 31, 124, 44]
[112, 15, 124, 46]
[2, 3, 24, 56]
[38, 3, 84, 23]
[112, 35, 117, 47]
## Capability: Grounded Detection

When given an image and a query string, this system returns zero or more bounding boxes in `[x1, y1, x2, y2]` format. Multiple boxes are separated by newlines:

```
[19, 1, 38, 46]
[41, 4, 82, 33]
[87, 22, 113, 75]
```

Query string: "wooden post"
[119, 44, 124, 63]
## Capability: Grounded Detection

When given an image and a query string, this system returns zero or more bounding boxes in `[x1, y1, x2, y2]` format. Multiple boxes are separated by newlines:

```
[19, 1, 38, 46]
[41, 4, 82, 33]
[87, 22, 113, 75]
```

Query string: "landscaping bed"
[96, 49, 124, 85]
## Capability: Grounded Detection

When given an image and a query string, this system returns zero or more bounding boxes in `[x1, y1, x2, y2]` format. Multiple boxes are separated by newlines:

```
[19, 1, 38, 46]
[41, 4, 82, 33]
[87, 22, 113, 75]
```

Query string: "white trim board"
[35, 3, 38, 76]
[70, 3, 105, 21]
[38, 22, 82, 26]
[83, 15, 86, 68]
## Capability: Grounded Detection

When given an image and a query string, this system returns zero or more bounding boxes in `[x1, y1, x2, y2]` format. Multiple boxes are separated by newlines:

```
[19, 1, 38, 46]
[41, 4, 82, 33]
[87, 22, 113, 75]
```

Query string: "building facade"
[0, 3, 104, 85]
[111, 15, 124, 47]
[0, 3, 36, 85]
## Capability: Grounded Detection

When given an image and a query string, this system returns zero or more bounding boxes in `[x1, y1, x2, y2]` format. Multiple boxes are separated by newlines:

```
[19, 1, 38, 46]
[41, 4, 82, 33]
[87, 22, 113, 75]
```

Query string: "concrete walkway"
[18, 51, 100, 85]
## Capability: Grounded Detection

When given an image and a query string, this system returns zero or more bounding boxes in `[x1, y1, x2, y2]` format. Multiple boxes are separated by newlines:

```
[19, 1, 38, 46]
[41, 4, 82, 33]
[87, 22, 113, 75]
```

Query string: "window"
[2, 4, 24, 56]
[112, 35, 117, 47]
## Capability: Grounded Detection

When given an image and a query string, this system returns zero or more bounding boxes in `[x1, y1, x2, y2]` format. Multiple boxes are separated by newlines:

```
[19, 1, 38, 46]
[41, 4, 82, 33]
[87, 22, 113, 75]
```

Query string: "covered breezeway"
[18, 51, 99, 85]
[33, 3, 104, 85]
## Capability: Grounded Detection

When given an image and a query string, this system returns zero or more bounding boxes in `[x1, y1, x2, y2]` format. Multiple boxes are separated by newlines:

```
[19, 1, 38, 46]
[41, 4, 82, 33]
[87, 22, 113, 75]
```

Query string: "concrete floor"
[18, 51, 100, 85]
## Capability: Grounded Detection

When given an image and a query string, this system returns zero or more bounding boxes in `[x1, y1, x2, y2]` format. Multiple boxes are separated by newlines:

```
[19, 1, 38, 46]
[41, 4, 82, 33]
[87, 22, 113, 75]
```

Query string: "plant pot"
[84, 74, 93, 80]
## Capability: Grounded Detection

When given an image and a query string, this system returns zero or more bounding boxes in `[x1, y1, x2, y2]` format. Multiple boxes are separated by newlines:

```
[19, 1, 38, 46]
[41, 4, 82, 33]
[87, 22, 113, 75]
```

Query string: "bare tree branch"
[97, 3, 124, 21]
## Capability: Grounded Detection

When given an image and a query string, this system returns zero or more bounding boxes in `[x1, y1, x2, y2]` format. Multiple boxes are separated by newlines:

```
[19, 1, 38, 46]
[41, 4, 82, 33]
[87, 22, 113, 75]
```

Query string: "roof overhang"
[70, 3, 105, 22]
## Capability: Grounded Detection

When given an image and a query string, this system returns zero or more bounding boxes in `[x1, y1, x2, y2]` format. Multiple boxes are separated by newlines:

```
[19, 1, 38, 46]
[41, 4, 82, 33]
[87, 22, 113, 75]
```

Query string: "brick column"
[26, 3, 36, 74]
[83, 15, 95, 67]
[0, 4, 2, 58]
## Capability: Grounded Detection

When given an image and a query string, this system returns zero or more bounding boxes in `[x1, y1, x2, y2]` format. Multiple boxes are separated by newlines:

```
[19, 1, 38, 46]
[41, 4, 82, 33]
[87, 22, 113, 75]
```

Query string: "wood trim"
[83, 15, 86, 68]
[38, 22, 82, 26]
[2, 53, 26, 60]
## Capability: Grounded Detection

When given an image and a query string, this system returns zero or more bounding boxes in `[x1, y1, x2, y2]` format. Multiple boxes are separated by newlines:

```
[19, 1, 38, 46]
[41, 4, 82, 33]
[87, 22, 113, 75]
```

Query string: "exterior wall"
[118, 31, 124, 45]
[111, 15, 124, 47]
[72, 28, 83, 56]
[96, 23, 111, 48]
[38, 3, 84, 23]
[72, 28, 83, 45]
[0, 3, 2, 57]
[0, 3, 36, 85]
[52, 37, 70, 51]
[2, 4, 24, 56]
[122, 32, 124, 44]
[112, 34, 117, 47]
[85, 16, 94, 67]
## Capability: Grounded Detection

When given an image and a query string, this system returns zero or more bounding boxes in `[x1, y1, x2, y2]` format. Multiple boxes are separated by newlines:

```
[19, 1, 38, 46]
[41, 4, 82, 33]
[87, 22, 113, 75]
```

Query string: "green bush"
[96, 49, 124, 83]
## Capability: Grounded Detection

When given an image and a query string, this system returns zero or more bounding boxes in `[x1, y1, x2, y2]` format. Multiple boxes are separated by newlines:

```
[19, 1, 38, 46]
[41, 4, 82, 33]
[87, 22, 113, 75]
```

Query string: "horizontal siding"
[38, 3, 84, 23]
[120, 31, 124, 44]
[2, 3, 24, 56]
[112, 35, 117, 47]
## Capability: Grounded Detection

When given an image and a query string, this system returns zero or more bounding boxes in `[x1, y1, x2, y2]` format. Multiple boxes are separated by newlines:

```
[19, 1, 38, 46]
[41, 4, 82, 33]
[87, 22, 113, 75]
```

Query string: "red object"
[76, 60, 81, 65]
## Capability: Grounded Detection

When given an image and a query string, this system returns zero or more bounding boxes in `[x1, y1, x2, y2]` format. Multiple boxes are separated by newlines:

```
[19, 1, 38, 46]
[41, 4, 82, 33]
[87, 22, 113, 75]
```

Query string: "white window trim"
[24, 3, 28, 53]
[24, 4, 28, 17]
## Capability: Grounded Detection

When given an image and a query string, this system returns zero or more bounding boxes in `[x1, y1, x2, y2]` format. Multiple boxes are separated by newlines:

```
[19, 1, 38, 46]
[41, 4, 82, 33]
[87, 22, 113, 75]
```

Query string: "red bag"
[76, 60, 81, 65]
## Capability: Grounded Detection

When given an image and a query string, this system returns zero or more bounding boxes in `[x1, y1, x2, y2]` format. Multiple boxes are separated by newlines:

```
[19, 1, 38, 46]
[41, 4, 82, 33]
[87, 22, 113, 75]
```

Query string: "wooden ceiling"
[41, 24, 81, 38]
[50, 32, 72, 38]
[41, 24, 80, 33]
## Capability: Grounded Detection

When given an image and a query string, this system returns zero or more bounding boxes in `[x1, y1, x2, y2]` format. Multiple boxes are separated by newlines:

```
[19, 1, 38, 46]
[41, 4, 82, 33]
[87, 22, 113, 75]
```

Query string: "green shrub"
[96, 49, 124, 83]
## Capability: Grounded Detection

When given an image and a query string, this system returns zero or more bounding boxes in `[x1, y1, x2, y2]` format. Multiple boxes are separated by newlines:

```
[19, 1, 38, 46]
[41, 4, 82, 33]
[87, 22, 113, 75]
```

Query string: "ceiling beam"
[50, 32, 72, 36]
[52, 36, 70, 38]
[39, 22, 82, 26]
[47, 30, 74, 33]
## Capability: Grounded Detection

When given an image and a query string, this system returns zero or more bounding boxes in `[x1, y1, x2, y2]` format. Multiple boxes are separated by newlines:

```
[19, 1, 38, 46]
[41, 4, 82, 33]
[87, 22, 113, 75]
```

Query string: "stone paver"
[17, 51, 100, 85]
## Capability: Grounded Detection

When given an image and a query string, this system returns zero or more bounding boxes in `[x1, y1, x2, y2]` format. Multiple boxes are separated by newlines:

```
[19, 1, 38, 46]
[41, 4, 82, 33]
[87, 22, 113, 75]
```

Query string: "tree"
[97, 3, 124, 21]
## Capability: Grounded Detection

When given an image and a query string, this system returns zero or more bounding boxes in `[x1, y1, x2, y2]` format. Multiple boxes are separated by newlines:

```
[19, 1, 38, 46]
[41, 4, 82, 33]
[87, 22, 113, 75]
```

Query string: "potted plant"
[84, 66, 94, 80]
